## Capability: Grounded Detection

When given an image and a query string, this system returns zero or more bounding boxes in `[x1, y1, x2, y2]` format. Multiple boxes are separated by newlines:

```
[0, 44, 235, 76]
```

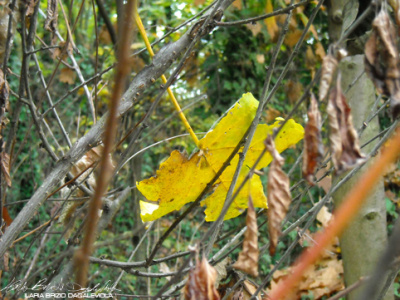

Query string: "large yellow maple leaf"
[138, 93, 304, 222]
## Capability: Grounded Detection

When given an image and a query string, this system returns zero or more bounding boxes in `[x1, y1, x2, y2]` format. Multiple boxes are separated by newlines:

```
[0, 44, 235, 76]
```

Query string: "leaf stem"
[134, 4, 200, 148]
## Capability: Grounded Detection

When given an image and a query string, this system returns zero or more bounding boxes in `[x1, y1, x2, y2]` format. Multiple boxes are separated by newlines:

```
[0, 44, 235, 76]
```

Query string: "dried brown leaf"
[327, 74, 365, 173]
[233, 197, 259, 277]
[286, 80, 303, 104]
[315, 42, 326, 61]
[194, 0, 206, 6]
[44, 0, 58, 34]
[242, 280, 261, 300]
[246, 23, 262, 37]
[232, 288, 244, 300]
[71, 144, 104, 186]
[0, 69, 9, 116]
[52, 41, 73, 60]
[284, 29, 303, 48]
[3, 251, 9, 271]
[232, 0, 242, 10]
[265, 136, 292, 256]
[60, 145, 107, 229]
[319, 55, 338, 101]
[302, 94, 323, 184]
[59, 67, 76, 85]
[365, 9, 400, 118]
[184, 257, 220, 300]
[214, 257, 231, 286]
[394, 0, 400, 32]
[26, 0, 38, 17]
[1, 152, 11, 187]
[256, 54, 265, 64]
[265, 0, 279, 42]
[265, 107, 281, 123]
[316, 206, 333, 228]
[305, 46, 316, 71]
[2, 206, 12, 227]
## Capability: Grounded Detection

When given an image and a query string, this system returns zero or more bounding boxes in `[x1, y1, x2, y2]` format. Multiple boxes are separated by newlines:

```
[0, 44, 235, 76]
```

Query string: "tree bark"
[333, 55, 393, 300]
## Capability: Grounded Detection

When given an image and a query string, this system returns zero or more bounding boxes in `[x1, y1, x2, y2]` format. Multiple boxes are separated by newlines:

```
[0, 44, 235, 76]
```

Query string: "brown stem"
[73, 0, 136, 292]
[268, 125, 400, 299]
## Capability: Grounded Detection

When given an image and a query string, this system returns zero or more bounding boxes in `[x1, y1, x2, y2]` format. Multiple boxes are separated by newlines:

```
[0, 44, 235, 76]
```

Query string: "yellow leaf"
[138, 93, 304, 222]
[264, 0, 279, 41]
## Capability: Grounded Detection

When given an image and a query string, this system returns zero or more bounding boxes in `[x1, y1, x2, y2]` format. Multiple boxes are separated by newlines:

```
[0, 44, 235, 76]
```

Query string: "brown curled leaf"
[265, 136, 292, 256]
[1, 152, 11, 187]
[319, 55, 338, 101]
[184, 257, 220, 300]
[232, 196, 259, 277]
[327, 73, 365, 173]
[26, 0, 38, 17]
[365, 9, 400, 118]
[0, 69, 9, 117]
[3, 251, 9, 271]
[303, 94, 323, 184]
[44, 0, 58, 34]
[394, 0, 400, 33]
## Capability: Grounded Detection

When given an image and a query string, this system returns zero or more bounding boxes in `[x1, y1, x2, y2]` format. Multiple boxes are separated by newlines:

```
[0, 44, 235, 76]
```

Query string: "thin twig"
[73, 0, 136, 290]
[12, 216, 59, 246]
[216, 0, 309, 26]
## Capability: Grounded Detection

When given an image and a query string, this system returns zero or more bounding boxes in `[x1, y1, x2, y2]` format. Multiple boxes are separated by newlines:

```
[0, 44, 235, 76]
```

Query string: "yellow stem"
[133, 5, 200, 148]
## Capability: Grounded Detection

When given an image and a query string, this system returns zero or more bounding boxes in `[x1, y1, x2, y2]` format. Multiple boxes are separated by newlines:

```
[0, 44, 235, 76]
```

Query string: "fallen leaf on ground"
[268, 254, 344, 299]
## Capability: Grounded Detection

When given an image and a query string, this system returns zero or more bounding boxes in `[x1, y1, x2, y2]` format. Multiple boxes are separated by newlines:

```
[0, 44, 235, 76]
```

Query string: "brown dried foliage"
[1, 152, 11, 187]
[327, 74, 365, 173]
[365, 9, 400, 118]
[59, 145, 106, 235]
[184, 257, 220, 300]
[44, 0, 58, 34]
[302, 94, 323, 184]
[319, 55, 338, 101]
[233, 197, 259, 277]
[218, 273, 263, 300]
[0, 68, 9, 132]
[265, 136, 292, 256]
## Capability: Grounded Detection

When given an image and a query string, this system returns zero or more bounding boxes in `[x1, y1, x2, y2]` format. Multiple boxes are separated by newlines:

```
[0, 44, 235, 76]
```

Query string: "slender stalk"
[134, 4, 200, 147]
[73, 0, 136, 291]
